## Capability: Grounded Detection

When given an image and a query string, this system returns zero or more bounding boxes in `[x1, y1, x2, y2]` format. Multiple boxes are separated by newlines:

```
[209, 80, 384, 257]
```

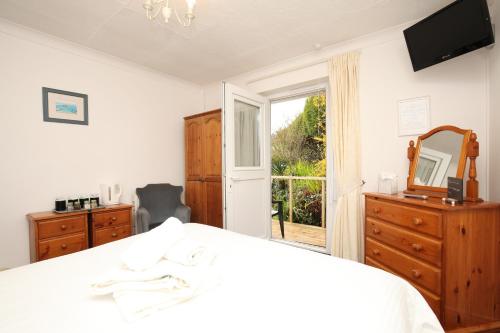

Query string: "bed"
[0, 223, 443, 333]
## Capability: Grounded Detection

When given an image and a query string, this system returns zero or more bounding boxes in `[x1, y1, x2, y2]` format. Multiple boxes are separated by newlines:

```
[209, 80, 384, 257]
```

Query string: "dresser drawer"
[366, 237, 442, 295]
[365, 257, 441, 318]
[93, 225, 131, 247]
[93, 209, 130, 229]
[366, 217, 442, 267]
[366, 198, 443, 238]
[38, 215, 86, 240]
[38, 233, 87, 261]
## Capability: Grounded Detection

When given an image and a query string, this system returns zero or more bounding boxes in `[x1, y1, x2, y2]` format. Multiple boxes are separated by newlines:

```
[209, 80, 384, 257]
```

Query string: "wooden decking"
[271, 219, 326, 248]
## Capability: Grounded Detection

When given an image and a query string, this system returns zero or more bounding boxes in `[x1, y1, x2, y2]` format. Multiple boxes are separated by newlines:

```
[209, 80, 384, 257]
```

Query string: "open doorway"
[270, 89, 328, 249]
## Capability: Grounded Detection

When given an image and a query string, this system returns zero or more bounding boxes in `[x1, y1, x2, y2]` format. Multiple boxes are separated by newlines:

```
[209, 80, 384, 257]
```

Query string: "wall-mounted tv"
[404, 0, 495, 72]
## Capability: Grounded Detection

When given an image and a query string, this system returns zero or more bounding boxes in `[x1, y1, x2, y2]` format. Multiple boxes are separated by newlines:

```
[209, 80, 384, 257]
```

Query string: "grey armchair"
[135, 183, 191, 233]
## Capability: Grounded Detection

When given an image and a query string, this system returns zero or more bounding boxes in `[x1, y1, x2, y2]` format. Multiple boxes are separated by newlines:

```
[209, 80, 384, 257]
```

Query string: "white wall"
[205, 23, 491, 200]
[489, 10, 500, 200]
[203, 82, 222, 112]
[0, 20, 203, 268]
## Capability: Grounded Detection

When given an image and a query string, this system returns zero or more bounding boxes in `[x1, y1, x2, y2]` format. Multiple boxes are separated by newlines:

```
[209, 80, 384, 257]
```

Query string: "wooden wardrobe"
[184, 109, 223, 228]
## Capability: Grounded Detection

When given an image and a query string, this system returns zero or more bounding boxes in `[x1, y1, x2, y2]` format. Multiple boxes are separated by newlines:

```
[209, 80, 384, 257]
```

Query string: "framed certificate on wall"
[398, 96, 430, 136]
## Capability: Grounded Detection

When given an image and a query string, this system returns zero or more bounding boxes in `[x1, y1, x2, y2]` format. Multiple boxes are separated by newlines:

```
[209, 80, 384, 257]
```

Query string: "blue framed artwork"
[42, 87, 88, 125]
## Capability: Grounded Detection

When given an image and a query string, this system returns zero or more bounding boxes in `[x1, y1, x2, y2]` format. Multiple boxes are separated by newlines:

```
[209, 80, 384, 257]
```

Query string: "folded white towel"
[164, 238, 210, 266]
[113, 285, 196, 321]
[121, 217, 185, 271]
[91, 259, 211, 295]
[113, 267, 220, 321]
[91, 258, 220, 321]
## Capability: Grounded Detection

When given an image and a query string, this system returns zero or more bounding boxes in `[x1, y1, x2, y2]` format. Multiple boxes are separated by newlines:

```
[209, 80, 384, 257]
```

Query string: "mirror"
[414, 131, 465, 187]
[407, 126, 472, 195]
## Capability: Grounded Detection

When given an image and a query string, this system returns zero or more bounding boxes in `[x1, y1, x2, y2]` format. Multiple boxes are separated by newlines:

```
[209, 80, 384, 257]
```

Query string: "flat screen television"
[404, 0, 494, 72]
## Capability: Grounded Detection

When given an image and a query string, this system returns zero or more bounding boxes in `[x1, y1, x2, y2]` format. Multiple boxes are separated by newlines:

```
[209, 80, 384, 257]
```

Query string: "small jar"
[55, 197, 67, 212]
[68, 196, 78, 205]
[79, 195, 90, 210]
[90, 193, 100, 207]
[68, 196, 79, 210]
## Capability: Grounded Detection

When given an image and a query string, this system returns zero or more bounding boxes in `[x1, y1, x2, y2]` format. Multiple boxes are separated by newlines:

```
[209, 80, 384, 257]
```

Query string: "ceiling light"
[143, 0, 196, 27]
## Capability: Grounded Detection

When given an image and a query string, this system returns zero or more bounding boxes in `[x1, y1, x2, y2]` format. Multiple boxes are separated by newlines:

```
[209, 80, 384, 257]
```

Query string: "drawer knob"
[60, 224, 67, 230]
[111, 232, 118, 238]
[373, 207, 381, 214]
[372, 228, 381, 235]
[412, 217, 423, 226]
[111, 217, 117, 222]
[411, 269, 422, 279]
[411, 243, 423, 252]
[372, 249, 380, 256]
[61, 244, 68, 250]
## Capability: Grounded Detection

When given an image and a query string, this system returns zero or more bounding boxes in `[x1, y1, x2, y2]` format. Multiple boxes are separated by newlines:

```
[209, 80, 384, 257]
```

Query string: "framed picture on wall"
[42, 87, 88, 125]
[398, 96, 430, 136]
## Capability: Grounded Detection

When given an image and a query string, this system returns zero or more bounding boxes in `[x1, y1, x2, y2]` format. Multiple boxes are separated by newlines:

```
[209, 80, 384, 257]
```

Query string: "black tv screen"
[404, 0, 494, 72]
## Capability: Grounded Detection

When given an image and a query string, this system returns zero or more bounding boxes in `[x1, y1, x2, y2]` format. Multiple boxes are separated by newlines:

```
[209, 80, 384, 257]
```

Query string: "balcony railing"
[271, 175, 327, 228]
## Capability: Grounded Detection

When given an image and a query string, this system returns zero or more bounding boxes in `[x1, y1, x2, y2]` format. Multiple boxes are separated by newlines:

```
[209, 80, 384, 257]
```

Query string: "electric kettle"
[100, 184, 122, 205]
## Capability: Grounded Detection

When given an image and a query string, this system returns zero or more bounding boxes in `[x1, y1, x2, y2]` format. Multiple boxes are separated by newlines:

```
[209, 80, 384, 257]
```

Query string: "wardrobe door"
[185, 118, 203, 181]
[185, 180, 204, 224]
[203, 181, 223, 228]
[202, 112, 222, 181]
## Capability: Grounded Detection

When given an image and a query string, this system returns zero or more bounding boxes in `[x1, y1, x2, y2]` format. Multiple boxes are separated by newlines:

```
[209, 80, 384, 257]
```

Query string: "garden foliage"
[272, 93, 326, 226]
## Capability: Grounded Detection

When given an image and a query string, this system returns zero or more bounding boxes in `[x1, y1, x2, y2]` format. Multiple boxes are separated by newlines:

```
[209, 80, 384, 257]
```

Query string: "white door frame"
[267, 82, 334, 253]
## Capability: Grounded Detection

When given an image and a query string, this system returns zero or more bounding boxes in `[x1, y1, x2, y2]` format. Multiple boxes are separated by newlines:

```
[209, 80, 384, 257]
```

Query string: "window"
[234, 99, 261, 167]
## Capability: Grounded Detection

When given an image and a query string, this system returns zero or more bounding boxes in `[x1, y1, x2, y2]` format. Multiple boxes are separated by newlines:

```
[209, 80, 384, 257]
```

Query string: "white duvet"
[0, 223, 443, 333]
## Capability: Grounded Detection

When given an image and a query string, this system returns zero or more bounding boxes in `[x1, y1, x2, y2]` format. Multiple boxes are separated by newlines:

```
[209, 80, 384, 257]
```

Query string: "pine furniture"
[364, 193, 500, 331]
[27, 204, 133, 262]
[366, 125, 500, 332]
[184, 109, 223, 228]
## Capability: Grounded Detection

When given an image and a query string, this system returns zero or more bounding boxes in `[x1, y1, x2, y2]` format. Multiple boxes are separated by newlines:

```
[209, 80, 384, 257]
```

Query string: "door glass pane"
[234, 99, 261, 167]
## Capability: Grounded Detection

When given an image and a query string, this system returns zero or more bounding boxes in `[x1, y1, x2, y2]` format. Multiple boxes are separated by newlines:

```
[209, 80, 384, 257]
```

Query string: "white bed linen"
[0, 223, 443, 333]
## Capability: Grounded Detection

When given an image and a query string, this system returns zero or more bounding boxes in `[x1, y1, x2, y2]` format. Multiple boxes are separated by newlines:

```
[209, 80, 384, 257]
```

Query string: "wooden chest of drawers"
[364, 193, 500, 331]
[91, 208, 132, 247]
[27, 204, 133, 262]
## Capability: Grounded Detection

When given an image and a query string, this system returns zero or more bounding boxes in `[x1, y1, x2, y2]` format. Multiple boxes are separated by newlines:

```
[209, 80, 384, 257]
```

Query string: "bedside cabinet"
[27, 211, 89, 262]
[27, 204, 133, 262]
[91, 206, 133, 247]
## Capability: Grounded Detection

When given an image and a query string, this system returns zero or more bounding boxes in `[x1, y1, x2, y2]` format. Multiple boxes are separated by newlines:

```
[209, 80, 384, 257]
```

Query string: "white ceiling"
[0, 0, 460, 84]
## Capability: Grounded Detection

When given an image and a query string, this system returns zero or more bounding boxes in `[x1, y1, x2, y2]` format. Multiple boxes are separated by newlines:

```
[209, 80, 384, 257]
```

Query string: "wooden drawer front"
[366, 237, 442, 295]
[38, 233, 87, 260]
[38, 215, 86, 240]
[94, 225, 131, 247]
[366, 217, 442, 267]
[365, 257, 441, 318]
[93, 209, 130, 229]
[366, 198, 443, 238]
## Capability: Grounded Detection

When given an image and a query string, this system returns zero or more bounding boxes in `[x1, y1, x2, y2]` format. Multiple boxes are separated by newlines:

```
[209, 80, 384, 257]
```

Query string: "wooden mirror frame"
[405, 125, 481, 201]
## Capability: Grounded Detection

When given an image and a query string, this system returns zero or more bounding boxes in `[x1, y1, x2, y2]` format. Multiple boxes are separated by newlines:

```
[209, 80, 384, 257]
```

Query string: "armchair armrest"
[174, 205, 191, 223]
[136, 207, 152, 233]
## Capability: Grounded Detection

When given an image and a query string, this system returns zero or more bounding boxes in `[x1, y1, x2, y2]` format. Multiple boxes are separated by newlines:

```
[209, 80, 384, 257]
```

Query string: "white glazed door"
[223, 83, 270, 238]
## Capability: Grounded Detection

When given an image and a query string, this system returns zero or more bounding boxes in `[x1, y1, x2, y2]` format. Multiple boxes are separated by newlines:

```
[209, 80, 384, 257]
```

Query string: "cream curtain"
[329, 51, 364, 262]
